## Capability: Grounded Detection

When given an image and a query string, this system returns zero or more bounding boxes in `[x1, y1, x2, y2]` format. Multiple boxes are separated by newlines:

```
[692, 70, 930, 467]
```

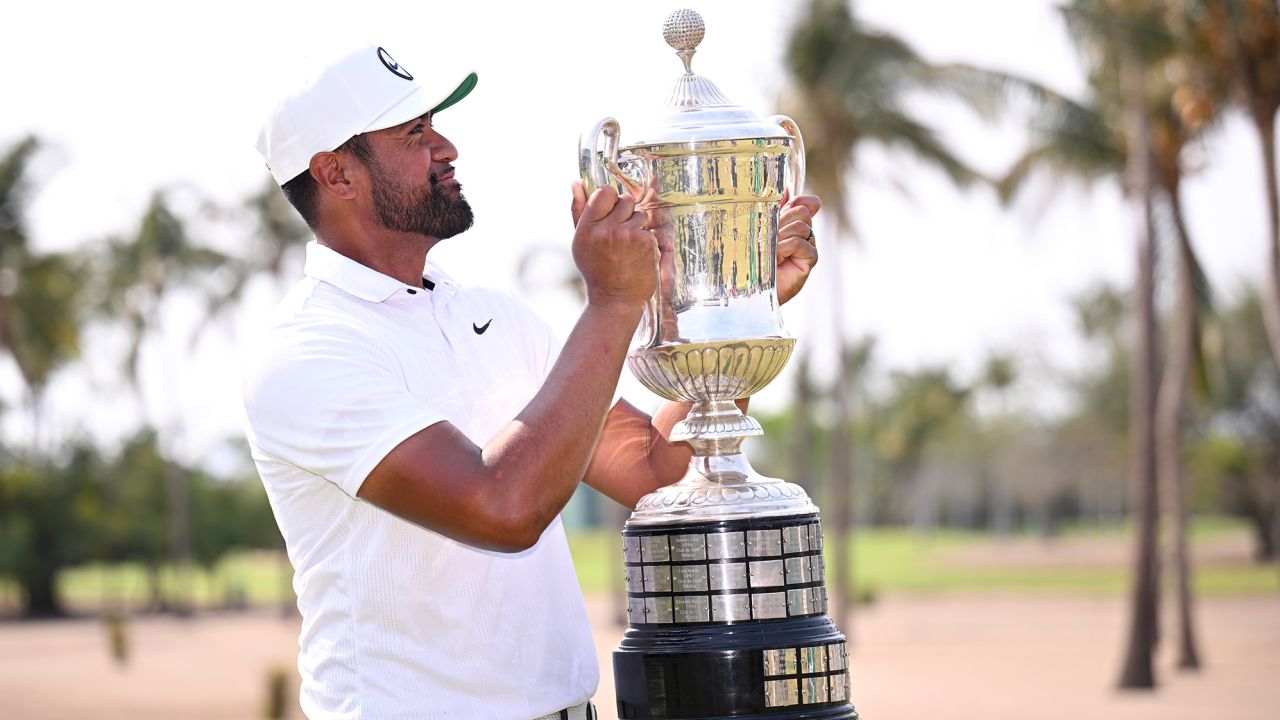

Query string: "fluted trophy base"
[632, 448, 817, 525]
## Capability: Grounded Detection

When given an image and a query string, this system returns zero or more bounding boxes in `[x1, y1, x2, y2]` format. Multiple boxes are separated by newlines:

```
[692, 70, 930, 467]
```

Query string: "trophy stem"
[670, 399, 762, 443]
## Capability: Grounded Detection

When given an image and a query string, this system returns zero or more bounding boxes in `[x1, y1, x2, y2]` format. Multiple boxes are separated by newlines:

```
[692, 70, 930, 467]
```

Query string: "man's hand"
[571, 184, 659, 309]
[776, 193, 822, 305]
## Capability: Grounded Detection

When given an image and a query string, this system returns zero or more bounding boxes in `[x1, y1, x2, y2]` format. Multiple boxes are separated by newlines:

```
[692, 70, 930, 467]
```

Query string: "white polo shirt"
[241, 242, 598, 720]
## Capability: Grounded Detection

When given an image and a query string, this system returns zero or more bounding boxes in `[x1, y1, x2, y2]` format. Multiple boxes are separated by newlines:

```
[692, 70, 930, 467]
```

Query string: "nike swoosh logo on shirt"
[473, 319, 493, 334]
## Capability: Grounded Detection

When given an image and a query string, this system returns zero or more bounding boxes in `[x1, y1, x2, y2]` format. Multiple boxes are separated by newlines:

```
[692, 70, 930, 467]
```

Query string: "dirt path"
[0, 594, 1275, 719]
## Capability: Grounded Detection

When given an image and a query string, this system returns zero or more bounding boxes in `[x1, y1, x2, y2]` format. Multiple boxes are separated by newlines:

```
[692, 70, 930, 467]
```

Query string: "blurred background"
[1, 0, 1278, 718]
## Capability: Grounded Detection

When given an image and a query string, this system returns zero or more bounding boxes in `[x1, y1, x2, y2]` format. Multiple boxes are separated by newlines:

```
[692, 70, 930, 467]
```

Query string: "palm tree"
[0, 137, 87, 447]
[92, 190, 232, 614]
[980, 353, 1019, 535]
[1218, 0, 1280, 579]
[781, 0, 1029, 634]
[1005, 0, 1226, 684]
[1210, 1, 1280, 366]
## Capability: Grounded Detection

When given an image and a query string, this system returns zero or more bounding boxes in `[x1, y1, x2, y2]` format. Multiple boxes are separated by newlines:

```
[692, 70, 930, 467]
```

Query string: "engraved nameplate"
[802, 676, 829, 703]
[644, 596, 673, 624]
[708, 562, 748, 591]
[749, 559, 785, 587]
[747, 529, 783, 557]
[643, 565, 672, 593]
[752, 591, 788, 619]
[673, 564, 709, 592]
[673, 595, 710, 623]
[764, 679, 798, 708]
[711, 593, 750, 622]
[623, 536, 642, 563]
[670, 533, 707, 561]
[763, 648, 797, 675]
[706, 531, 746, 559]
[625, 569, 644, 593]
[784, 556, 811, 584]
[782, 525, 807, 554]
[798, 644, 828, 673]
[829, 642, 848, 671]
[787, 587, 815, 615]
[641, 535, 670, 563]
[830, 673, 849, 701]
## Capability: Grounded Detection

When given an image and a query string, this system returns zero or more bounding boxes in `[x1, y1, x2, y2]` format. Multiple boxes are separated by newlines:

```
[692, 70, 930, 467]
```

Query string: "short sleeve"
[242, 327, 444, 497]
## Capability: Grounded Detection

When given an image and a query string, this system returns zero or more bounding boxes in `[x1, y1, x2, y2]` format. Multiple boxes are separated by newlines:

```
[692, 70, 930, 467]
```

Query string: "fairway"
[2, 520, 1274, 616]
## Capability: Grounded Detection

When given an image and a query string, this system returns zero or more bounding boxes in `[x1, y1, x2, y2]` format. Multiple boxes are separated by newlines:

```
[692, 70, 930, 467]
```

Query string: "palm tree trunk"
[166, 464, 193, 617]
[1118, 48, 1160, 691]
[21, 566, 65, 618]
[1157, 186, 1202, 671]
[791, 349, 817, 495]
[1255, 111, 1280, 369]
[1253, 114, 1280, 582]
[826, 229, 855, 640]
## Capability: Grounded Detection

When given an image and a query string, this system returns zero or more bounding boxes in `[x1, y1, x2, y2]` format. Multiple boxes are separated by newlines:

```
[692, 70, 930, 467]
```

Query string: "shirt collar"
[304, 241, 426, 303]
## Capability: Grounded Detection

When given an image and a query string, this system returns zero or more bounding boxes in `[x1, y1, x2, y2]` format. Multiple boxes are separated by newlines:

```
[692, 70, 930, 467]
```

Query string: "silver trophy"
[581, 9, 858, 719]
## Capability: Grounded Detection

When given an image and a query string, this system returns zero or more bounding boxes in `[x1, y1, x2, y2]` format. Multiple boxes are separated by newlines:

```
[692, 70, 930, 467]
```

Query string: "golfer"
[243, 43, 820, 720]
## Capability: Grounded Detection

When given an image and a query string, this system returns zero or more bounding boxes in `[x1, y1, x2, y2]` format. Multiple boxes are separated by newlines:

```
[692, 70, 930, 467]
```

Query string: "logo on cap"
[377, 47, 413, 81]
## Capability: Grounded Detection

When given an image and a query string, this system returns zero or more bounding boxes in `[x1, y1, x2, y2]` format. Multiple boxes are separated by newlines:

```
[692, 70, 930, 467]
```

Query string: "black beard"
[368, 164, 474, 239]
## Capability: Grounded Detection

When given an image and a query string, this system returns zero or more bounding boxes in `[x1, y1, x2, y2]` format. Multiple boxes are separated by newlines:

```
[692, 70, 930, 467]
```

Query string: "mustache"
[428, 164, 456, 186]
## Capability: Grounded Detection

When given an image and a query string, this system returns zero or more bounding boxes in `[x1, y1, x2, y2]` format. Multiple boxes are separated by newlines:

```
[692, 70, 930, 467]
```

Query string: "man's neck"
[315, 226, 440, 287]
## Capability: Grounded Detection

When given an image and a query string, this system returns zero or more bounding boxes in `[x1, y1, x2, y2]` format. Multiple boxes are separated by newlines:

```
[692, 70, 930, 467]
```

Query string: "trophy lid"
[627, 9, 792, 147]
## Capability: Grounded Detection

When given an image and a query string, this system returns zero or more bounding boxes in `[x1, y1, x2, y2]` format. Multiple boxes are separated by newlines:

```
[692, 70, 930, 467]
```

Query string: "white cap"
[255, 44, 477, 185]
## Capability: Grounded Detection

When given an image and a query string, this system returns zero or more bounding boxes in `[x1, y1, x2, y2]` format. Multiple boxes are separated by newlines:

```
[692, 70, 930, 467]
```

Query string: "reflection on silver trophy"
[581, 8, 859, 719]
[580, 9, 814, 524]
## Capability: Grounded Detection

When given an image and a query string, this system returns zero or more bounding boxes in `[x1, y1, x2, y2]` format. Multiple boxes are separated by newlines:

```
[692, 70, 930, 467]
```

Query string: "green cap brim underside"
[431, 72, 478, 114]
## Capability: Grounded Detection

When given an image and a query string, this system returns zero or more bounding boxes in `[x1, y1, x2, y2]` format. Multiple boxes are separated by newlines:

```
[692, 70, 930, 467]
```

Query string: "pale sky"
[0, 0, 1270, 465]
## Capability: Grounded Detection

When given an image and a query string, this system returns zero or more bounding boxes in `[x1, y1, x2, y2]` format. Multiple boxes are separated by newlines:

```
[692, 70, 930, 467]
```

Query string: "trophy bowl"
[580, 9, 861, 720]
[580, 9, 818, 525]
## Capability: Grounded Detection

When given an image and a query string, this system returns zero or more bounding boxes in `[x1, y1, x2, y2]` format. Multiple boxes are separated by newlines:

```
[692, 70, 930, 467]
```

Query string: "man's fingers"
[779, 220, 814, 243]
[580, 187, 621, 224]
[605, 193, 637, 223]
[622, 207, 651, 231]
[785, 194, 822, 216]
[570, 180, 589, 225]
[777, 236, 818, 265]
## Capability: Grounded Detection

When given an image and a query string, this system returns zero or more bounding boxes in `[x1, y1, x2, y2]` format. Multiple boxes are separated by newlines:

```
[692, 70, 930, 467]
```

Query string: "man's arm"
[357, 188, 656, 553]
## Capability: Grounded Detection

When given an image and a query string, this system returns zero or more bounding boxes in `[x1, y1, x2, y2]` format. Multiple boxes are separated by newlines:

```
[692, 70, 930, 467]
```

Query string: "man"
[243, 43, 820, 720]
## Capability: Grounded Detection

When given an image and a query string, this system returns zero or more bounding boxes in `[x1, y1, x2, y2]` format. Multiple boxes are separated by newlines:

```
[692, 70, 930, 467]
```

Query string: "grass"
[568, 522, 1279, 597]
[2, 520, 1275, 615]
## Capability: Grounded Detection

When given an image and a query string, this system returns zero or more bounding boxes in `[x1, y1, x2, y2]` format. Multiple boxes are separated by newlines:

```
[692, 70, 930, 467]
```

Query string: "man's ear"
[310, 151, 359, 201]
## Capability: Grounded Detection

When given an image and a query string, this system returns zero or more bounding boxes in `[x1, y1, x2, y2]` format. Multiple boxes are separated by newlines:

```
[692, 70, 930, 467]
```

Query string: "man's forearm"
[480, 300, 644, 530]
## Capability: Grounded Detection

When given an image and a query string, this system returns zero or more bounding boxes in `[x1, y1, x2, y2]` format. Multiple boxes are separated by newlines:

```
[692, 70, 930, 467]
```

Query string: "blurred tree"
[781, 0, 1031, 632]
[94, 191, 232, 614]
[1065, 285, 1134, 522]
[94, 431, 176, 610]
[0, 136, 88, 446]
[1194, 288, 1280, 559]
[208, 176, 312, 311]
[979, 352, 1020, 535]
[1205, 1, 1280, 382]
[1216, 0, 1280, 582]
[0, 444, 101, 617]
[872, 366, 971, 529]
[1002, 0, 1225, 684]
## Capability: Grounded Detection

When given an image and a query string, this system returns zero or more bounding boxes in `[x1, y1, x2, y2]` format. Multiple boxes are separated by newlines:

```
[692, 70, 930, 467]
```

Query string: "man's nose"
[430, 132, 458, 163]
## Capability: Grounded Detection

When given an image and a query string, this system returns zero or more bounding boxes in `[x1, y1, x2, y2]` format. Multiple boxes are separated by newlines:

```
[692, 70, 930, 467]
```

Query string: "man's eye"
[409, 124, 424, 135]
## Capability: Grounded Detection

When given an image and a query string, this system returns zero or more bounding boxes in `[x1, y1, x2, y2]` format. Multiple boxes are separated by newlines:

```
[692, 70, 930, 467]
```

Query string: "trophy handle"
[578, 118, 617, 196]
[579, 117, 645, 201]
[769, 115, 806, 198]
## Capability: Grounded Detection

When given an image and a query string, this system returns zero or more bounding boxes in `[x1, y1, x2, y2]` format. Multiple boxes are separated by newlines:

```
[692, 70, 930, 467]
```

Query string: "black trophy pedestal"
[614, 513, 860, 719]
